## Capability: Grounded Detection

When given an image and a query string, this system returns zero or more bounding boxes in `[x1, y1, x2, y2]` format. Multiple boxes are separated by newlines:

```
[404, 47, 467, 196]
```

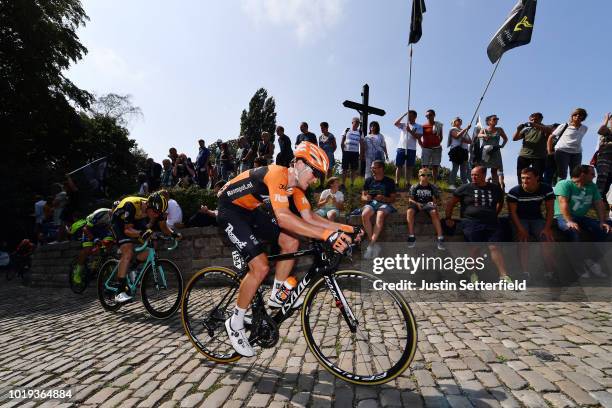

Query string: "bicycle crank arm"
[323, 276, 358, 333]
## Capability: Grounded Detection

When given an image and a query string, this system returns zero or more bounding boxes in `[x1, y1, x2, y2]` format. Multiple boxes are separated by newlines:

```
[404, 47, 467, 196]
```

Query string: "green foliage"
[239, 88, 277, 146]
[166, 186, 218, 222]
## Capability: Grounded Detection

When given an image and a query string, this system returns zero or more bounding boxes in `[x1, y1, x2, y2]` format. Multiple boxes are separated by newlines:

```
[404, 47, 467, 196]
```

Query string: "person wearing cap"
[550, 108, 588, 181]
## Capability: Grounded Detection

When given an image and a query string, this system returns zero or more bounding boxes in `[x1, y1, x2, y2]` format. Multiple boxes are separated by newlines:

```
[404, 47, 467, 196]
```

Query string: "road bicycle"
[181, 237, 418, 385]
[69, 239, 116, 294]
[97, 234, 183, 319]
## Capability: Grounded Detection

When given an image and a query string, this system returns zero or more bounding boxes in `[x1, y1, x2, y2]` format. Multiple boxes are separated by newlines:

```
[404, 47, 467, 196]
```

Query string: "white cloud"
[241, 0, 345, 43]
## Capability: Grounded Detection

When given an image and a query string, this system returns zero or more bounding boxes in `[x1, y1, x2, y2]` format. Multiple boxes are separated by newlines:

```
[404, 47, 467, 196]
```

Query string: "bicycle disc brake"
[250, 310, 279, 349]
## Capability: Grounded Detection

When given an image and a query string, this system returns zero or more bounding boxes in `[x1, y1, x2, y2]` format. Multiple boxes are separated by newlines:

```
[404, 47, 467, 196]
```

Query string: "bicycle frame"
[245, 244, 359, 334]
[102, 238, 177, 294]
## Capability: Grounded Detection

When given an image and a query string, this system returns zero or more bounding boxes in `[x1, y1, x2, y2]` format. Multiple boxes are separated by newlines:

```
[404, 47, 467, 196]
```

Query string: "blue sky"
[67, 0, 612, 187]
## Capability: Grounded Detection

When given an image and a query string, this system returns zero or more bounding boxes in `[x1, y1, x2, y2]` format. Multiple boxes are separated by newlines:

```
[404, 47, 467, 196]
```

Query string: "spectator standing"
[394, 110, 423, 188]
[137, 173, 149, 195]
[160, 159, 174, 187]
[295, 122, 318, 146]
[319, 122, 337, 177]
[316, 177, 344, 221]
[34, 195, 46, 244]
[554, 165, 610, 278]
[444, 166, 511, 283]
[513, 112, 550, 181]
[195, 139, 210, 189]
[257, 131, 274, 165]
[595, 112, 612, 196]
[207, 162, 217, 188]
[144, 158, 162, 191]
[406, 169, 445, 250]
[219, 143, 234, 180]
[421, 109, 444, 182]
[361, 160, 397, 259]
[550, 108, 588, 181]
[275, 126, 294, 167]
[174, 153, 196, 186]
[364, 121, 388, 173]
[236, 136, 253, 173]
[168, 147, 178, 165]
[507, 167, 555, 280]
[478, 114, 508, 191]
[447, 117, 472, 188]
[341, 117, 363, 187]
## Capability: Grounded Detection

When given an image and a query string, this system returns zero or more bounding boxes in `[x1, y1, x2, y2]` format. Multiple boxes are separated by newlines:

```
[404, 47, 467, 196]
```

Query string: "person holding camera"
[513, 112, 551, 181]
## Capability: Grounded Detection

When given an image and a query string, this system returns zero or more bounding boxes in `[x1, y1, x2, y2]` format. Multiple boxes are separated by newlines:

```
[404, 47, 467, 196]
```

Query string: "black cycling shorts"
[216, 204, 280, 263]
[110, 219, 148, 246]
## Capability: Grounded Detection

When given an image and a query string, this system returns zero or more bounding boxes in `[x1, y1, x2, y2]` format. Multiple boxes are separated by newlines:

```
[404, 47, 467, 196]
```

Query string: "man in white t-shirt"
[159, 190, 183, 229]
[394, 110, 423, 188]
[341, 117, 364, 187]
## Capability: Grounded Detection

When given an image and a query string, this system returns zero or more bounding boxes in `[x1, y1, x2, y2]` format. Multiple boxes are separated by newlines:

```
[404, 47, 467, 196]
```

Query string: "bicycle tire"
[181, 267, 242, 363]
[301, 270, 417, 385]
[69, 259, 88, 294]
[141, 259, 183, 319]
[97, 259, 123, 312]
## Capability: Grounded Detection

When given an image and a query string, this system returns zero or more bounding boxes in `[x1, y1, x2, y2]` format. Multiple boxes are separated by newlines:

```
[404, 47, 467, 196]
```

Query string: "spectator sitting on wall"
[554, 164, 610, 278]
[159, 190, 183, 229]
[361, 160, 397, 259]
[316, 177, 344, 221]
[445, 166, 511, 284]
[406, 169, 445, 250]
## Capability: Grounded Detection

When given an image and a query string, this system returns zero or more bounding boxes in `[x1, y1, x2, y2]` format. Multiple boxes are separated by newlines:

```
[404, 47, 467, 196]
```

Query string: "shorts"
[407, 202, 438, 214]
[111, 219, 148, 246]
[342, 151, 360, 171]
[217, 205, 280, 263]
[395, 149, 416, 167]
[363, 201, 397, 214]
[421, 147, 442, 166]
[461, 220, 503, 242]
[81, 226, 113, 248]
[315, 207, 340, 218]
[511, 218, 547, 241]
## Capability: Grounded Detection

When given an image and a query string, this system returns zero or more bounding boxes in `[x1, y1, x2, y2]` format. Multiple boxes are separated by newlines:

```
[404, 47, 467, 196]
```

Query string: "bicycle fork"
[323, 275, 358, 333]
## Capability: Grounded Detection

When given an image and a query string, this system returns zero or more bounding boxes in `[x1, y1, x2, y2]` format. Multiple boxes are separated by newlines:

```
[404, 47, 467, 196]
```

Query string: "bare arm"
[394, 112, 409, 127]
[445, 196, 460, 220]
[547, 134, 555, 155]
[558, 196, 573, 223]
[274, 207, 335, 241]
[499, 128, 508, 148]
[300, 209, 354, 233]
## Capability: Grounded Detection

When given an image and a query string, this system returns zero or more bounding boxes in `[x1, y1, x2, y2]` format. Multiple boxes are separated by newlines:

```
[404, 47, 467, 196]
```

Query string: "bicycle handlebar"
[134, 233, 179, 253]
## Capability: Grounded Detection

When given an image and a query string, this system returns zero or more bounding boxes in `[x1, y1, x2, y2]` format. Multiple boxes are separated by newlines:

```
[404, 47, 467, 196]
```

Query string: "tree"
[239, 88, 277, 146]
[90, 93, 143, 127]
[0, 0, 92, 243]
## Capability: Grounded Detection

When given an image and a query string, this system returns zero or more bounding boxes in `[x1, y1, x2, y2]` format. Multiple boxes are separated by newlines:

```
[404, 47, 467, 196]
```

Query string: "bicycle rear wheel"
[301, 270, 417, 385]
[97, 259, 123, 312]
[181, 267, 242, 363]
[141, 259, 183, 319]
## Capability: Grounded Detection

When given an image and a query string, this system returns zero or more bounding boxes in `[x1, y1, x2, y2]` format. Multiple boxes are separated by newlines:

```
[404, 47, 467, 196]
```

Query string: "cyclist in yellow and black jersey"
[110, 193, 180, 303]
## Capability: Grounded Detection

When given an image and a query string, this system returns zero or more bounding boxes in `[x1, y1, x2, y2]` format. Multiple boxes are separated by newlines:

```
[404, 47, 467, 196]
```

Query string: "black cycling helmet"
[147, 192, 168, 213]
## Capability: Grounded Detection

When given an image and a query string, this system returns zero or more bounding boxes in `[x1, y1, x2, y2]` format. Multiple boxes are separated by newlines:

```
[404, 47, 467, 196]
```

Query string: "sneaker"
[407, 236, 416, 249]
[501, 275, 513, 284]
[371, 243, 382, 258]
[72, 265, 82, 285]
[267, 294, 304, 309]
[586, 259, 607, 278]
[225, 318, 255, 357]
[114, 291, 133, 303]
[436, 237, 446, 251]
[363, 245, 374, 260]
[470, 272, 479, 284]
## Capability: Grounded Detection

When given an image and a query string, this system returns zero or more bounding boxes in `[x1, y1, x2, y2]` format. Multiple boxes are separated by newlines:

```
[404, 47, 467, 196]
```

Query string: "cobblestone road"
[1, 281, 612, 408]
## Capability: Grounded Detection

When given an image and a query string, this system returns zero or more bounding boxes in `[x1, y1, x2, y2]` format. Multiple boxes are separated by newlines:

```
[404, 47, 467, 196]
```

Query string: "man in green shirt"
[554, 164, 610, 242]
[513, 112, 551, 181]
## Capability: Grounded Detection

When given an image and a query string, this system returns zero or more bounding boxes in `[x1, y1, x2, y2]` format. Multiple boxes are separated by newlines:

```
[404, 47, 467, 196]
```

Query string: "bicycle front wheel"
[141, 259, 183, 319]
[181, 267, 242, 363]
[301, 270, 417, 385]
[97, 259, 123, 312]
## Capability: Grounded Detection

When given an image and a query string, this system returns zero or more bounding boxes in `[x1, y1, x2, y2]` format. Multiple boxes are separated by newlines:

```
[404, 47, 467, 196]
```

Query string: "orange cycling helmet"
[294, 141, 329, 177]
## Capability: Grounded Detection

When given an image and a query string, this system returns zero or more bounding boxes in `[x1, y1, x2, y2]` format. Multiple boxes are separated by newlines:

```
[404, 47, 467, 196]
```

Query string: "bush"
[165, 186, 218, 222]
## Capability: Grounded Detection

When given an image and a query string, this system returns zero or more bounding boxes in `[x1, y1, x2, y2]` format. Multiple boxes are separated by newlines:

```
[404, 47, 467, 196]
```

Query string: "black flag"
[487, 0, 537, 64]
[408, 0, 426, 44]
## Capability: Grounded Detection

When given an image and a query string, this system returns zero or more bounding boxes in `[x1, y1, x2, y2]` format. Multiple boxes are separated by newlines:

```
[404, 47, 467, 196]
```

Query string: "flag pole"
[407, 44, 413, 118]
[67, 156, 107, 176]
[468, 55, 503, 130]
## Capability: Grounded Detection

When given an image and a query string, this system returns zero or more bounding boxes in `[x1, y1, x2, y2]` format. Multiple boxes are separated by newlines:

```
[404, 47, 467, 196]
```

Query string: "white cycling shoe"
[114, 292, 133, 303]
[225, 318, 255, 357]
[267, 294, 303, 309]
